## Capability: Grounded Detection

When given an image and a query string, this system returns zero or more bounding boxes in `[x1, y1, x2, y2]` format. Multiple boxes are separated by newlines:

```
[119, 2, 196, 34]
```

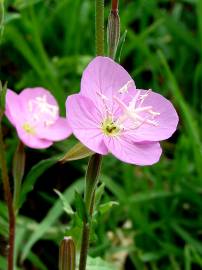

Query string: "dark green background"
[0, 0, 202, 269]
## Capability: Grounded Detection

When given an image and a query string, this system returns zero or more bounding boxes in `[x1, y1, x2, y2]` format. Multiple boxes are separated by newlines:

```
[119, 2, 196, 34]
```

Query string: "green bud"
[59, 237, 76, 270]
[107, 10, 120, 59]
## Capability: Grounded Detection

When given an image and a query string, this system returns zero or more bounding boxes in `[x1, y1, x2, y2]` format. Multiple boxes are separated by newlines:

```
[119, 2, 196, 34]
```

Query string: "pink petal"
[16, 125, 53, 149]
[66, 94, 108, 155]
[37, 117, 72, 141]
[5, 89, 25, 126]
[104, 136, 162, 165]
[127, 90, 179, 142]
[81, 56, 136, 111]
[19, 87, 59, 118]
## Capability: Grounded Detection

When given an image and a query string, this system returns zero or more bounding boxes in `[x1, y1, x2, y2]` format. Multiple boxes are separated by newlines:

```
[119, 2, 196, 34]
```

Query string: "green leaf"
[21, 179, 84, 261]
[60, 142, 94, 163]
[158, 50, 202, 179]
[75, 191, 88, 223]
[98, 201, 119, 215]
[27, 251, 47, 270]
[86, 256, 116, 270]
[116, 29, 127, 62]
[171, 222, 202, 255]
[54, 189, 74, 216]
[94, 183, 105, 208]
[19, 156, 59, 208]
[13, 0, 43, 10]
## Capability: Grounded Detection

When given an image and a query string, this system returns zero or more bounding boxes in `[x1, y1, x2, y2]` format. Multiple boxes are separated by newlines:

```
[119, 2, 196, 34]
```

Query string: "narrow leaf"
[75, 191, 88, 223]
[54, 189, 74, 216]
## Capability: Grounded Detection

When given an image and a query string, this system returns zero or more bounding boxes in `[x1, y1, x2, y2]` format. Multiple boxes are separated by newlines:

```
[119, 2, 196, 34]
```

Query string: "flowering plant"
[66, 56, 179, 165]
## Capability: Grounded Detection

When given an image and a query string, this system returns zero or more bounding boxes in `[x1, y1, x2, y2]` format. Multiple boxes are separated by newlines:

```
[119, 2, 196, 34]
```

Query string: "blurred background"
[0, 0, 202, 269]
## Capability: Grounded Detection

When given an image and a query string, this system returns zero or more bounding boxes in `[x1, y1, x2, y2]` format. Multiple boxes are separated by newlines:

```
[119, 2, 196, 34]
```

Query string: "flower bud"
[107, 9, 120, 59]
[59, 237, 76, 270]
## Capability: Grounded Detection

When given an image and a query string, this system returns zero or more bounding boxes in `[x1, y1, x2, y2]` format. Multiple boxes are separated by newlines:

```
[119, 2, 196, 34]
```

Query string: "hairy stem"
[95, 0, 104, 56]
[79, 1, 104, 269]
[0, 121, 15, 270]
[79, 154, 102, 270]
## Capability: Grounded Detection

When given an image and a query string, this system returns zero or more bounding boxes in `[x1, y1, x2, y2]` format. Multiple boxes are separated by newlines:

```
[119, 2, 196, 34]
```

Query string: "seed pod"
[107, 9, 120, 59]
[59, 237, 76, 270]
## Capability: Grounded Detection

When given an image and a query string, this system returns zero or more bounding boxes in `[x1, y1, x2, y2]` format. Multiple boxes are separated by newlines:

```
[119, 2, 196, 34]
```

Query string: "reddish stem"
[111, 0, 119, 13]
[0, 122, 15, 270]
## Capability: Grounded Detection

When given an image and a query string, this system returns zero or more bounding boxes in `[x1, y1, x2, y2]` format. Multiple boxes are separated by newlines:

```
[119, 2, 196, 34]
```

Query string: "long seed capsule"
[107, 4, 120, 59]
[59, 237, 76, 270]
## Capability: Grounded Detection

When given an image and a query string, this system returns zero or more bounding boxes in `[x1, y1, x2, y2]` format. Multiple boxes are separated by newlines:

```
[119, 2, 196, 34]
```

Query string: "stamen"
[101, 118, 121, 136]
[128, 91, 141, 109]
[113, 90, 160, 130]
[22, 123, 35, 134]
[96, 91, 113, 118]
[135, 106, 153, 113]
[29, 95, 58, 118]
[118, 80, 133, 94]
[27, 95, 58, 127]
[138, 89, 151, 107]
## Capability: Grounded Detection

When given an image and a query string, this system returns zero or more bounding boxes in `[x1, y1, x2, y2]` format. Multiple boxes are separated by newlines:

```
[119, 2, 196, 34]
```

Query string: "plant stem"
[95, 0, 104, 56]
[79, 154, 102, 270]
[13, 141, 25, 212]
[0, 120, 15, 270]
[79, 1, 104, 269]
[112, 0, 119, 13]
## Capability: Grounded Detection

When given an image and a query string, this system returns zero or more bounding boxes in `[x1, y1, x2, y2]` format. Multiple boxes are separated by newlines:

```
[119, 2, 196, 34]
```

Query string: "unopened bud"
[107, 9, 120, 59]
[59, 237, 76, 270]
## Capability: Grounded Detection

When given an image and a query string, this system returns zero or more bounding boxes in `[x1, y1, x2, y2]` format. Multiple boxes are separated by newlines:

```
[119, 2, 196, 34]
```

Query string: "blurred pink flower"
[66, 57, 179, 165]
[6, 87, 71, 149]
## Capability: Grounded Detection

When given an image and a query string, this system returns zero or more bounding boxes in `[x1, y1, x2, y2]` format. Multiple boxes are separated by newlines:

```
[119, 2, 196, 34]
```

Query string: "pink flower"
[66, 57, 179, 165]
[6, 87, 71, 149]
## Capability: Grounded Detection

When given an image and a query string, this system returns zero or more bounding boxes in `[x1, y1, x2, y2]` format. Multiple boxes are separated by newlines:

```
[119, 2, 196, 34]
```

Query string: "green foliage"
[75, 191, 89, 223]
[0, 0, 202, 269]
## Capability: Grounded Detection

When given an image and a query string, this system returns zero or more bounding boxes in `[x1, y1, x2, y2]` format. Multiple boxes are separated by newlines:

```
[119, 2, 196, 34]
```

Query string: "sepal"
[60, 142, 94, 163]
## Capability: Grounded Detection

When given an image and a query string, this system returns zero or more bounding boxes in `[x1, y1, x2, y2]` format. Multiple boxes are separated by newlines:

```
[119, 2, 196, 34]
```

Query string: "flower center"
[101, 118, 120, 136]
[28, 95, 58, 127]
[22, 123, 35, 134]
[97, 82, 160, 136]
